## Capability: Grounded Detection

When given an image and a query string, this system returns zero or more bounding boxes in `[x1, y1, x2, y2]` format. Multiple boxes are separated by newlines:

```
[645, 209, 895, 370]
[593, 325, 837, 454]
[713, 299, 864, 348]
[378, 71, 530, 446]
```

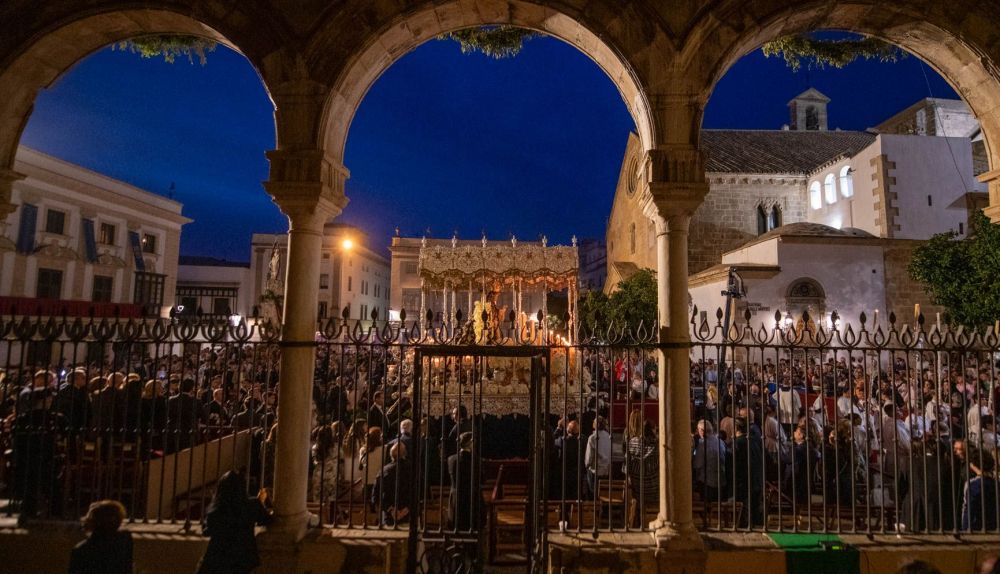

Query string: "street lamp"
[342, 238, 353, 250]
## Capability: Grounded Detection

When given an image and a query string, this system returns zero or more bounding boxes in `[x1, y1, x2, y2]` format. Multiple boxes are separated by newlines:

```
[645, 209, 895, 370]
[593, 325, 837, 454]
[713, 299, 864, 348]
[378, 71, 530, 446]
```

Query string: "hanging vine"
[113, 35, 217, 65]
[442, 26, 538, 59]
[762, 34, 906, 71]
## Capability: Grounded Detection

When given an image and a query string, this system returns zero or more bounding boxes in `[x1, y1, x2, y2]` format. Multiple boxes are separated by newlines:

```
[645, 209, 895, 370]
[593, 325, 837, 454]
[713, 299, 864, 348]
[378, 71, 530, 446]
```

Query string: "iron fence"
[0, 313, 281, 528]
[690, 308, 1000, 534]
[1, 307, 998, 550]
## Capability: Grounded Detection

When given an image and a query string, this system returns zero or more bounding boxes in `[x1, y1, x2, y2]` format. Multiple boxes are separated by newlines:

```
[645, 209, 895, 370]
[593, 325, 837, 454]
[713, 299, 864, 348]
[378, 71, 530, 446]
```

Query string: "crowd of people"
[688, 351, 1000, 531]
[1, 335, 999, 537]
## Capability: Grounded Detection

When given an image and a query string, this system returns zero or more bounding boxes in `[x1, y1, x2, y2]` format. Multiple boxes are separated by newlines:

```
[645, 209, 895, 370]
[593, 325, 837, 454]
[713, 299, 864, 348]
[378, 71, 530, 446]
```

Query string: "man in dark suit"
[368, 390, 391, 437]
[55, 368, 91, 434]
[374, 442, 411, 526]
[448, 431, 478, 532]
[554, 420, 584, 500]
[166, 377, 205, 452]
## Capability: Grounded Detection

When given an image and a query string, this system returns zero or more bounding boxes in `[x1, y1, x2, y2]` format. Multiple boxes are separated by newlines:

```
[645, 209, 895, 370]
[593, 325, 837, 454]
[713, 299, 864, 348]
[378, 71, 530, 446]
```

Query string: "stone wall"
[881, 240, 942, 320]
[690, 176, 807, 273]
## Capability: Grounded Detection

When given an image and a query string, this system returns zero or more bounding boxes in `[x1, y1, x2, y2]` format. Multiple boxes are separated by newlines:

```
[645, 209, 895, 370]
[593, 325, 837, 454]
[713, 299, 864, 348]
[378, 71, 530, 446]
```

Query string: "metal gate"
[406, 345, 550, 574]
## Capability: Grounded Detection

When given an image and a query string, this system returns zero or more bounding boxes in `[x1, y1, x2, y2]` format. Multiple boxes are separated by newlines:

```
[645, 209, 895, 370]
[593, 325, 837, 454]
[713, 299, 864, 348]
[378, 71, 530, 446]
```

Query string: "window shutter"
[129, 231, 145, 271]
[82, 218, 98, 262]
[15, 203, 37, 254]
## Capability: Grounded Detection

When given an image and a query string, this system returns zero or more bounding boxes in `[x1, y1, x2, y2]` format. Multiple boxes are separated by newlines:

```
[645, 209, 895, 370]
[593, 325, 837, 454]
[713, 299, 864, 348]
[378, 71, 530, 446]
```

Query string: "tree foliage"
[443, 26, 537, 59]
[578, 269, 657, 332]
[908, 211, 1000, 328]
[762, 34, 905, 71]
[113, 35, 217, 65]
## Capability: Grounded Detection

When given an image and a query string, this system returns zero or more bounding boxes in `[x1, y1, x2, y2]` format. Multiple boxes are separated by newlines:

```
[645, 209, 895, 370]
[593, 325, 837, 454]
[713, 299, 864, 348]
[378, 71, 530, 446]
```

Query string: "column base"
[263, 510, 311, 544]
[652, 520, 703, 551]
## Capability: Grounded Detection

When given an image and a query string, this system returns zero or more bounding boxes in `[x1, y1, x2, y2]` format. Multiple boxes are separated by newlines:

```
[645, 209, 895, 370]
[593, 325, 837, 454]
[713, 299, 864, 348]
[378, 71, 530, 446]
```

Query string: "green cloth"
[768, 533, 860, 574]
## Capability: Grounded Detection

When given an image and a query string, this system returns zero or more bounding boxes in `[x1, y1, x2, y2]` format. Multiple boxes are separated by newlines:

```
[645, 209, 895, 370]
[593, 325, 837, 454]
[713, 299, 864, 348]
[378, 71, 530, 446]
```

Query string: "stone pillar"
[262, 144, 348, 541]
[977, 168, 1000, 223]
[639, 142, 709, 550]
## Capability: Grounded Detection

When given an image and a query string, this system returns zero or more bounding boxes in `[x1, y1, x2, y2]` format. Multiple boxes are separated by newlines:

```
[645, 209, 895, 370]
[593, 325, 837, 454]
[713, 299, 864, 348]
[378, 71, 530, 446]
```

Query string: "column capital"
[638, 146, 709, 222]
[264, 148, 349, 226]
[978, 167, 1000, 223]
[0, 168, 25, 221]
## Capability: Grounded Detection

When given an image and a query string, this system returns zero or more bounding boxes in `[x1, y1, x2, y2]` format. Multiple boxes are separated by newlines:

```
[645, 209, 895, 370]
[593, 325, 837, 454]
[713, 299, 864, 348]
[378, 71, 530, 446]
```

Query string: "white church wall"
[880, 134, 981, 239]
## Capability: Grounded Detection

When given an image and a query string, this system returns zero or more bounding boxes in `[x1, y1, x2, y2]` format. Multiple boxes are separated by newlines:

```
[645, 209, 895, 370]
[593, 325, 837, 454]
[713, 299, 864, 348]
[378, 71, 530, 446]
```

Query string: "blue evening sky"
[19, 36, 956, 261]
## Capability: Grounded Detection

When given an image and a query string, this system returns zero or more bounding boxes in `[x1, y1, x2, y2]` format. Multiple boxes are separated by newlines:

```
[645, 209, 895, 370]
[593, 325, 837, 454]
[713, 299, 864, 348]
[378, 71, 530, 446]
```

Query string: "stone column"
[640, 142, 709, 550]
[262, 145, 348, 541]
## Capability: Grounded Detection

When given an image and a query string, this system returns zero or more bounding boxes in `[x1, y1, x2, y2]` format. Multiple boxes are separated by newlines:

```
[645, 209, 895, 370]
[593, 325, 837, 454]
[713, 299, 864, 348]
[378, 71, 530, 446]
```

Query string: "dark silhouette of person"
[68, 499, 133, 574]
[374, 442, 411, 526]
[448, 431, 478, 532]
[166, 377, 205, 452]
[197, 470, 272, 574]
[13, 386, 64, 521]
[554, 420, 584, 500]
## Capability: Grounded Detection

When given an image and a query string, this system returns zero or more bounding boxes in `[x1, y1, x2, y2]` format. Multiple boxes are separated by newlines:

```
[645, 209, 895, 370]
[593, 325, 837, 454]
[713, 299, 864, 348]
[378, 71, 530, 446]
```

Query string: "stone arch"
[0, 6, 282, 182]
[308, 0, 675, 167]
[680, 0, 1000, 221]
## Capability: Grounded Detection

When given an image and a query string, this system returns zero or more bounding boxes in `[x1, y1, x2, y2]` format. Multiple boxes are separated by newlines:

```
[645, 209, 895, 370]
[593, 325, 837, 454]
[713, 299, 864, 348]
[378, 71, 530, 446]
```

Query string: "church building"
[605, 89, 988, 330]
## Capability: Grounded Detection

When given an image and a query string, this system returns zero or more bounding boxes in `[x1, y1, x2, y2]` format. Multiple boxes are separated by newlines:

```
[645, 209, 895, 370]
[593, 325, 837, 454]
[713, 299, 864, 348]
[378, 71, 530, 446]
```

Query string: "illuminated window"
[824, 173, 837, 204]
[809, 181, 822, 209]
[839, 166, 854, 198]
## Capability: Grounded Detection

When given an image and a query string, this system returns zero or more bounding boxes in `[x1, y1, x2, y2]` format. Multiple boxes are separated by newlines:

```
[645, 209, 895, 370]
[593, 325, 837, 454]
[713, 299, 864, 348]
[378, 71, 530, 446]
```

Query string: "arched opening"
[312, 1, 663, 168]
[688, 2, 1000, 223]
[0, 9, 278, 178]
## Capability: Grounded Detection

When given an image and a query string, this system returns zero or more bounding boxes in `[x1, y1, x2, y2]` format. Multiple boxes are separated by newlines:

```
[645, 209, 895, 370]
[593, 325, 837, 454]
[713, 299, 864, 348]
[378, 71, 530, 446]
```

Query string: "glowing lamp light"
[342, 238, 354, 250]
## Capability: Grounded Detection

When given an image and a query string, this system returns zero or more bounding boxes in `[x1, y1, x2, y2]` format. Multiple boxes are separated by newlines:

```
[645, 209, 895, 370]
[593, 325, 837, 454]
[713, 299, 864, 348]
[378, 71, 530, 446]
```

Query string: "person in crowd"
[448, 431, 477, 532]
[196, 470, 272, 574]
[787, 420, 821, 504]
[359, 426, 385, 511]
[695, 418, 729, 503]
[13, 385, 64, 522]
[367, 390, 391, 436]
[68, 500, 133, 574]
[311, 422, 343, 503]
[732, 417, 764, 527]
[585, 416, 612, 499]
[962, 445, 998, 532]
[554, 420, 584, 500]
[139, 379, 168, 454]
[624, 411, 658, 527]
[166, 377, 206, 452]
[55, 367, 90, 437]
[881, 402, 912, 511]
[762, 404, 787, 480]
[776, 380, 802, 437]
[387, 418, 413, 460]
[373, 442, 410, 526]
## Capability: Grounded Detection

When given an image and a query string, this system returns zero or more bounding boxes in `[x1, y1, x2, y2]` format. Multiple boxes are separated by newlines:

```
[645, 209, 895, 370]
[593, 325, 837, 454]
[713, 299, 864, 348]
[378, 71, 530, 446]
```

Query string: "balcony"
[0, 296, 145, 318]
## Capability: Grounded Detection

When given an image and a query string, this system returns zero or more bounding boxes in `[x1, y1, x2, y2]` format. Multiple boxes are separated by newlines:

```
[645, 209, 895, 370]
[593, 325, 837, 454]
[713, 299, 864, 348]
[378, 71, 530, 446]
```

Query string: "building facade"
[606, 91, 988, 322]
[175, 256, 252, 318]
[249, 223, 390, 323]
[2, 147, 188, 318]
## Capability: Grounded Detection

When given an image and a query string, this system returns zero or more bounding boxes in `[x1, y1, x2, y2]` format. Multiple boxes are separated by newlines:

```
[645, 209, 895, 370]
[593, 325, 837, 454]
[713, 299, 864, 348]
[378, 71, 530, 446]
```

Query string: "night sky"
[19, 35, 957, 261]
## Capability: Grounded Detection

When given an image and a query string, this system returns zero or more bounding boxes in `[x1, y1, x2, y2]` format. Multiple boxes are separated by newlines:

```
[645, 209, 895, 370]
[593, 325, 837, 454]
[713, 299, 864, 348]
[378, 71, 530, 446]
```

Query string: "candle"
[914, 303, 920, 321]
[936, 312, 941, 330]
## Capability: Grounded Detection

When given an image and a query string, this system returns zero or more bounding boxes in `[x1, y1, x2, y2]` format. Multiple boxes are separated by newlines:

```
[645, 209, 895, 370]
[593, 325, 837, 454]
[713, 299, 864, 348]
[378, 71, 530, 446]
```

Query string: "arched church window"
[769, 205, 782, 230]
[824, 173, 837, 204]
[839, 166, 853, 198]
[757, 205, 767, 235]
[629, 222, 636, 254]
[809, 181, 822, 210]
[805, 105, 819, 131]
